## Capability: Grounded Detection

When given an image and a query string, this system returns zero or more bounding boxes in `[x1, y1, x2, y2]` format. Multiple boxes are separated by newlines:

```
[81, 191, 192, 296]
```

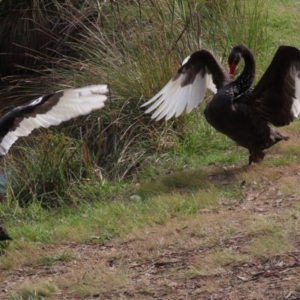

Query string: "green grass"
[13, 280, 58, 299]
[0, 0, 295, 221]
[0, 0, 273, 242]
[266, 0, 300, 46]
[1, 2, 300, 296]
[0, 169, 220, 248]
[1, 0, 271, 182]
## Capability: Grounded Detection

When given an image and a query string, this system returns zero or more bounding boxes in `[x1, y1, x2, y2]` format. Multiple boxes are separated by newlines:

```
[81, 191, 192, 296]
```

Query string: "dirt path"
[2, 159, 300, 299]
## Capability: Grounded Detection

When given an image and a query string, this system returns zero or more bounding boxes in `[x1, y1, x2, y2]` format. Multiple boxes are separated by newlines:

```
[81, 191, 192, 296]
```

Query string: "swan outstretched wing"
[252, 46, 300, 126]
[0, 85, 108, 155]
[142, 50, 229, 120]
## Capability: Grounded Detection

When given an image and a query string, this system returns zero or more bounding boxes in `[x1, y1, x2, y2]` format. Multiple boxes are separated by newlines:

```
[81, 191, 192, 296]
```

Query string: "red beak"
[229, 63, 236, 79]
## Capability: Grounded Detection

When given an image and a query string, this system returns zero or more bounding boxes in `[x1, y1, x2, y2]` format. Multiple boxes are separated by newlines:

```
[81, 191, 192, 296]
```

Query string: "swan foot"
[270, 130, 289, 144]
[248, 150, 265, 165]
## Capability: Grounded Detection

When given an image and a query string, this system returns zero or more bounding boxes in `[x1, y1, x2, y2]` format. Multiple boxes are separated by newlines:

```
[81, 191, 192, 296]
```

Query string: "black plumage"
[0, 224, 12, 241]
[142, 45, 300, 164]
[0, 85, 108, 156]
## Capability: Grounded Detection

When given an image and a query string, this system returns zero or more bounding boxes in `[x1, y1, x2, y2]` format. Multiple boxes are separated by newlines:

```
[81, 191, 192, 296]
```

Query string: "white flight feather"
[165, 81, 190, 120]
[206, 73, 217, 93]
[175, 84, 192, 117]
[141, 54, 196, 111]
[151, 79, 182, 120]
[142, 62, 217, 120]
[181, 55, 191, 66]
[160, 73, 193, 120]
[291, 65, 300, 118]
[141, 79, 174, 109]
[0, 84, 108, 156]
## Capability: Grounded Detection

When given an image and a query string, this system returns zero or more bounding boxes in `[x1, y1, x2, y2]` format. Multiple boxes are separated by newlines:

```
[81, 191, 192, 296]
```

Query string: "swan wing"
[0, 85, 108, 155]
[141, 50, 229, 120]
[252, 46, 300, 126]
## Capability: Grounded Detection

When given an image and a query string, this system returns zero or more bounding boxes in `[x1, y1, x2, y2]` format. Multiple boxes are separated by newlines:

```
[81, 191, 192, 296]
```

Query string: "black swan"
[0, 85, 108, 242]
[141, 45, 300, 165]
[0, 224, 12, 241]
[0, 85, 108, 156]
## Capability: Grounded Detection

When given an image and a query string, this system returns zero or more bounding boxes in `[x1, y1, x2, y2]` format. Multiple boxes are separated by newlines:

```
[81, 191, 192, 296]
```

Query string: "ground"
[1, 1, 300, 298]
[2, 136, 300, 299]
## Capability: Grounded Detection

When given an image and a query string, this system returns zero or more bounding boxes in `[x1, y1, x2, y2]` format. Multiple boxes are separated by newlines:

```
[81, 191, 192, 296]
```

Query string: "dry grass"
[191, 249, 250, 276]
[244, 216, 281, 236]
[15, 279, 58, 299]
[51, 224, 97, 243]
[37, 251, 74, 266]
[0, 242, 73, 271]
[0, 242, 42, 270]
[2, 194, 300, 298]
[248, 234, 294, 258]
[59, 266, 129, 297]
[277, 177, 300, 196]
[269, 135, 300, 157]
[235, 164, 282, 185]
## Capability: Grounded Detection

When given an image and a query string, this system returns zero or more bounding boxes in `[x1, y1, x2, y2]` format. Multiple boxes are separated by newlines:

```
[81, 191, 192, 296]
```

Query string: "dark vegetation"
[0, 0, 269, 206]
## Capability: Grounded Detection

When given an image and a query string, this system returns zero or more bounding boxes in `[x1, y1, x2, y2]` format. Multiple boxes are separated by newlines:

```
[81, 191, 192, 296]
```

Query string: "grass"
[0, 167, 220, 250]
[37, 252, 74, 266]
[248, 234, 294, 258]
[1, 0, 271, 182]
[14, 280, 58, 299]
[1, 0, 300, 298]
[192, 248, 250, 276]
[59, 266, 128, 297]
[135, 168, 212, 197]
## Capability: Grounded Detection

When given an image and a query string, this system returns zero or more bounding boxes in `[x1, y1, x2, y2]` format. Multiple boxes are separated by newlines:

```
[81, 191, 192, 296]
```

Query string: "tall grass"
[0, 0, 270, 205]
[4, 133, 92, 207]
[50, 0, 270, 173]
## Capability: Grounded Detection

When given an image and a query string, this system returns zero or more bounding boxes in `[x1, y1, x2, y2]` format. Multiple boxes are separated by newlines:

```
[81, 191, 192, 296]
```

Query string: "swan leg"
[248, 129, 290, 165]
[248, 150, 265, 165]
